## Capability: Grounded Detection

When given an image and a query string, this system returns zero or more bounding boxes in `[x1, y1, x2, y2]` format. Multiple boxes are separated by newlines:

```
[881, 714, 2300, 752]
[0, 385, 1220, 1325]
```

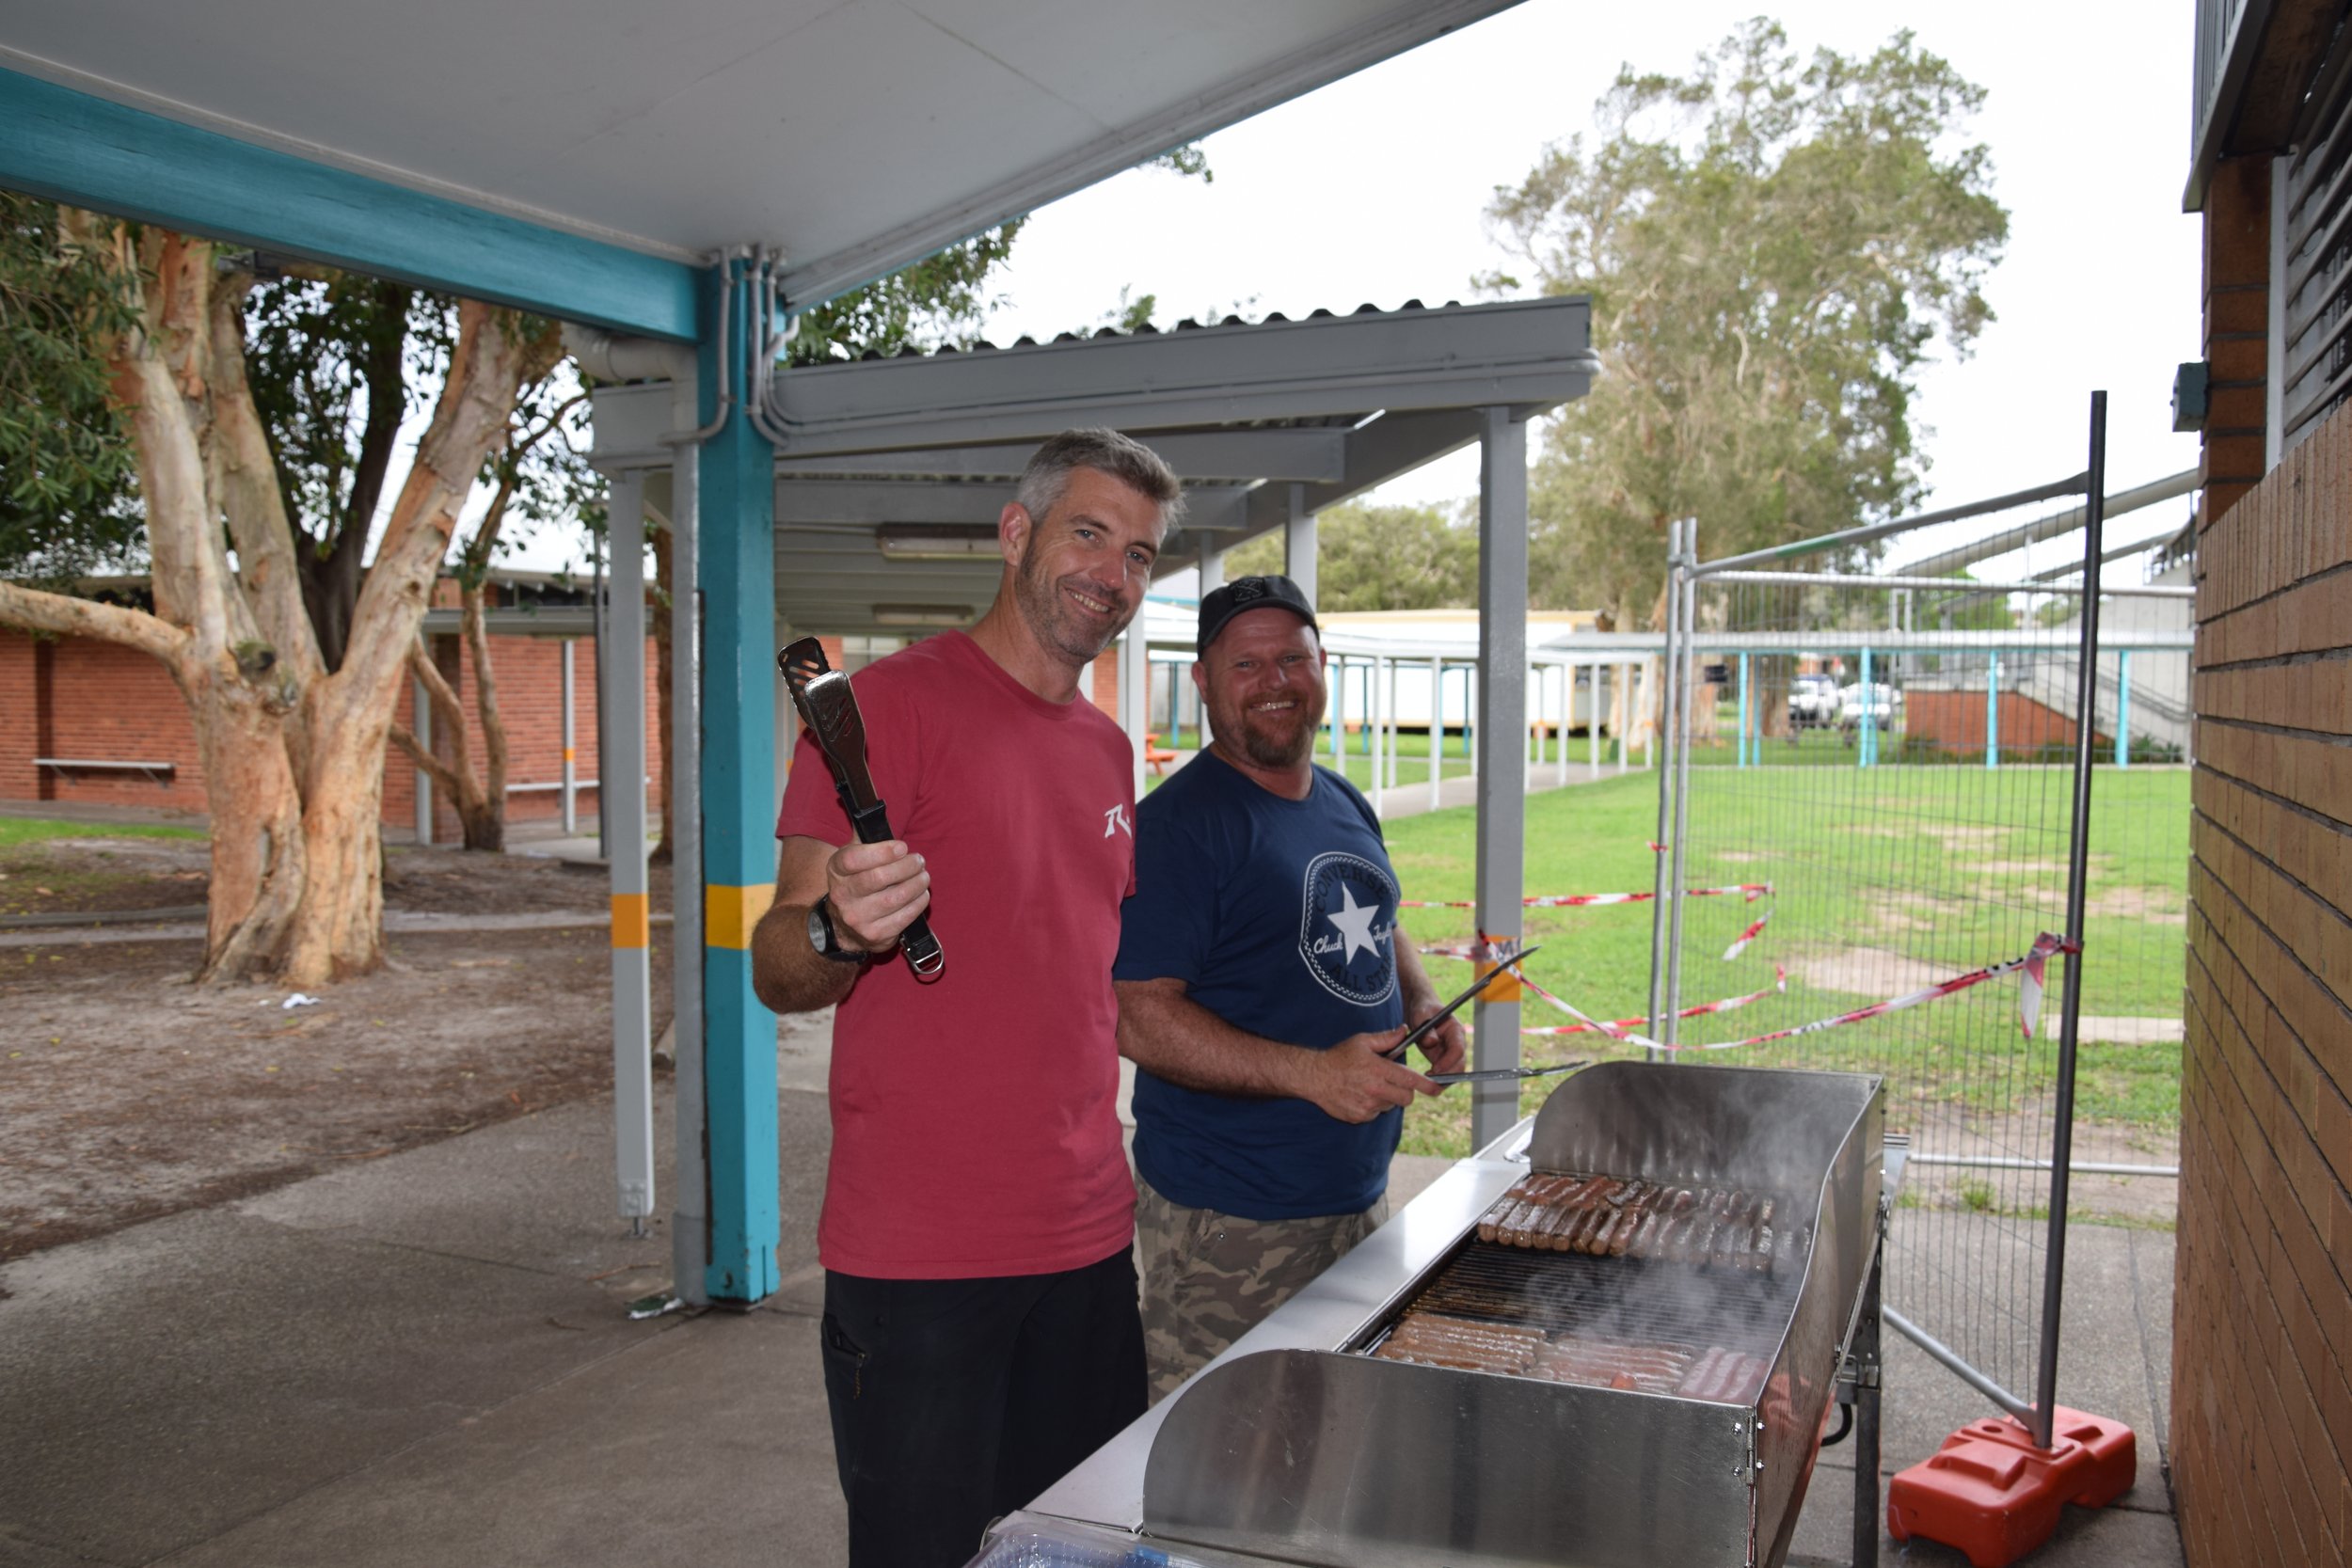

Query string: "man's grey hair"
[1015, 429, 1186, 535]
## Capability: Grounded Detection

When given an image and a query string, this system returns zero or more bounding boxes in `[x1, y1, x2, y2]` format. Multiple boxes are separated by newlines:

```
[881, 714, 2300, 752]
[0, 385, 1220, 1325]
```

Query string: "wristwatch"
[807, 896, 876, 963]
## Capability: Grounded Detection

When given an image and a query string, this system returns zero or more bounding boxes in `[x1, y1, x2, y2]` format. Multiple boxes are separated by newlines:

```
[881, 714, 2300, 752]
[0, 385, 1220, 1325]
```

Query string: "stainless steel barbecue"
[972, 1061, 1897, 1568]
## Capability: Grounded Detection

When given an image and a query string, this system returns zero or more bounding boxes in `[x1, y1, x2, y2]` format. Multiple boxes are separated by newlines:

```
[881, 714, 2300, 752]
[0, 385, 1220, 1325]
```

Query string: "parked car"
[1838, 682, 1902, 733]
[1788, 674, 1842, 730]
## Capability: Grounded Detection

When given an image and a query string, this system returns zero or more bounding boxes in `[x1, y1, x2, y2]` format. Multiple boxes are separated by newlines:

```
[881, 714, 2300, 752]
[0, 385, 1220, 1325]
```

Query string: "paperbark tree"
[388, 385, 592, 853]
[1485, 20, 2009, 629]
[0, 215, 559, 982]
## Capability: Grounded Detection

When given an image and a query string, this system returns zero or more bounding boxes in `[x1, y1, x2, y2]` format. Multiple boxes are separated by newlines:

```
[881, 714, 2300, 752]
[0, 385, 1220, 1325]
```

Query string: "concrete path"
[2, 1063, 2182, 1568]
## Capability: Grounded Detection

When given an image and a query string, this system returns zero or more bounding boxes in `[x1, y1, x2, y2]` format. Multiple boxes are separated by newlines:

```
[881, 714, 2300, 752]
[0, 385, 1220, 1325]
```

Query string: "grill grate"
[1360, 1239, 1802, 1360]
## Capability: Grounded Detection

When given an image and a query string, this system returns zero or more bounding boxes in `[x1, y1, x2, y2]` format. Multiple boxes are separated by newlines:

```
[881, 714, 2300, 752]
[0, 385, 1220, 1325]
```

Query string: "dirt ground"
[0, 832, 665, 922]
[1, 836, 675, 1274]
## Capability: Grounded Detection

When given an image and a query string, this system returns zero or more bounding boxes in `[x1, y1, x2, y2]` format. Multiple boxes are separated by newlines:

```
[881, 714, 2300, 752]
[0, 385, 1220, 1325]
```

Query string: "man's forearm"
[1116, 983, 1311, 1100]
[750, 901, 861, 1014]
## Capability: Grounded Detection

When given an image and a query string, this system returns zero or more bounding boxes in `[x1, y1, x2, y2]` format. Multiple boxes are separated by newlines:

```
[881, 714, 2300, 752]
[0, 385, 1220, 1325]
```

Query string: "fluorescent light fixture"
[876, 524, 999, 561]
[872, 603, 975, 627]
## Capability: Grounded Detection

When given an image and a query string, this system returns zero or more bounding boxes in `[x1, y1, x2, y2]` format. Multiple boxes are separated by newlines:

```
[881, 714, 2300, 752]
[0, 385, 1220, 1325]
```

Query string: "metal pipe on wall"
[663, 388, 707, 1289]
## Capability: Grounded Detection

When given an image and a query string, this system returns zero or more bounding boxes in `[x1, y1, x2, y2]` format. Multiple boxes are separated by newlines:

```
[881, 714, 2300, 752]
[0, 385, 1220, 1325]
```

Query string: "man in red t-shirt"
[752, 428, 1179, 1568]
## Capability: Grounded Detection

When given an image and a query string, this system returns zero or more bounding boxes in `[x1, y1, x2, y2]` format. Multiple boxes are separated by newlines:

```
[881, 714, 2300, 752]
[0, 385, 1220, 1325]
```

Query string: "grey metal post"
[1198, 545, 1223, 749]
[1428, 655, 1444, 812]
[1617, 664, 1629, 775]
[1285, 483, 1317, 609]
[1368, 655, 1385, 816]
[560, 641, 578, 835]
[666, 419, 707, 1283]
[605, 471, 656, 1226]
[1645, 521, 1685, 1062]
[1585, 661, 1598, 782]
[1120, 627, 1148, 800]
[2033, 392, 2107, 1449]
[1853, 1240, 1885, 1567]
[1470, 407, 1529, 1148]
[1663, 526, 1698, 1052]
[411, 673, 433, 846]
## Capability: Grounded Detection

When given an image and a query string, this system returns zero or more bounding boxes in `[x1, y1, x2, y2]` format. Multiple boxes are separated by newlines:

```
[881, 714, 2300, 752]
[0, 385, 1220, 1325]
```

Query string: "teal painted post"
[1859, 648, 1874, 768]
[2116, 651, 2132, 768]
[0, 68, 695, 339]
[1737, 653, 1751, 768]
[699, 261, 782, 1305]
[1987, 651, 2000, 770]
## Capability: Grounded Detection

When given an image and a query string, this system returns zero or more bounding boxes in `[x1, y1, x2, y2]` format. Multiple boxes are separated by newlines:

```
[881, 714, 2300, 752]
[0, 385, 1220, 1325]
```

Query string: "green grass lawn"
[1391, 765, 2189, 1157]
[0, 816, 205, 848]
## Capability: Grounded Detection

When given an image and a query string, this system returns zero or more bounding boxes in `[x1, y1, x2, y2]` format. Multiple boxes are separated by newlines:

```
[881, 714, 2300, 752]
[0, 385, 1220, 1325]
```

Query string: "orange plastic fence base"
[1885, 1406, 2137, 1568]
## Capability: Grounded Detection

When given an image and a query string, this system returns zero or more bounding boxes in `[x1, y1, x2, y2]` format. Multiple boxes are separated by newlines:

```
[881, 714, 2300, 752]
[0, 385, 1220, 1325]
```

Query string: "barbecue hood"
[986, 1061, 1889, 1568]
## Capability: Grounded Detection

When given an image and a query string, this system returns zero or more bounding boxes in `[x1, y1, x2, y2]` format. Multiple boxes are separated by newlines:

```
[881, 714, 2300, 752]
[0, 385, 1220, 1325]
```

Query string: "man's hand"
[1294, 1028, 1439, 1124]
[1409, 1008, 1470, 1079]
[825, 838, 930, 953]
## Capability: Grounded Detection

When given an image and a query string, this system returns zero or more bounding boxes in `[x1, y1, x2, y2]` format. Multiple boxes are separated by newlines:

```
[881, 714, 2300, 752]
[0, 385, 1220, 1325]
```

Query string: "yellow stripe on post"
[1474, 938, 1525, 1003]
[611, 893, 651, 949]
[705, 882, 775, 952]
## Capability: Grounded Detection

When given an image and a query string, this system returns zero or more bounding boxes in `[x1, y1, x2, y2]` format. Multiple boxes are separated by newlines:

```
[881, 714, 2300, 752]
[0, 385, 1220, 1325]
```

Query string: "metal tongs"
[1386, 942, 1542, 1064]
[777, 638, 946, 981]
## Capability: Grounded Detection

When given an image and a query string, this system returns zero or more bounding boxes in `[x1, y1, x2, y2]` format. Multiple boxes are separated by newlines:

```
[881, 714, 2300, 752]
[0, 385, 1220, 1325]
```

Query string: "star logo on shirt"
[1326, 882, 1382, 964]
[1296, 850, 1399, 1006]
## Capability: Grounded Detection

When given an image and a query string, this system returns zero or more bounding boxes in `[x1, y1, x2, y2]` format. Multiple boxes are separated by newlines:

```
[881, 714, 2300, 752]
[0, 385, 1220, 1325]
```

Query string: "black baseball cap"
[1198, 574, 1319, 655]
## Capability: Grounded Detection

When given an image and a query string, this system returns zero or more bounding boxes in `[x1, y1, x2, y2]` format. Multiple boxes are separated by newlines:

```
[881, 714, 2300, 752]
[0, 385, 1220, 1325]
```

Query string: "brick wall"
[385, 631, 662, 844]
[1, 624, 660, 841]
[2202, 155, 2272, 523]
[0, 630, 207, 810]
[0, 629, 40, 800]
[2172, 212, 2352, 1564]
[1901, 689, 2104, 755]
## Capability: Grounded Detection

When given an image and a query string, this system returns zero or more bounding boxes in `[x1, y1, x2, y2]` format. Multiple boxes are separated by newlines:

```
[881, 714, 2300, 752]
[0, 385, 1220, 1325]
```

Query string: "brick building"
[1, 578, 1140, 845]
[0, 576, 662, 845]
[2175, 7, 2352, 1565]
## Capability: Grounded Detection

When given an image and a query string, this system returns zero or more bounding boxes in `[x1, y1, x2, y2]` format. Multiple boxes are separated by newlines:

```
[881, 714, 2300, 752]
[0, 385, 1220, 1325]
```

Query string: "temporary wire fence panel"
[1665, 573, 2189, 1415]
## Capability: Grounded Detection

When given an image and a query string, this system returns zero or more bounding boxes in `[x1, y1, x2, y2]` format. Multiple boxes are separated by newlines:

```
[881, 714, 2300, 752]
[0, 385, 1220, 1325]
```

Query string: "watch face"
[807, 901, 832, 954]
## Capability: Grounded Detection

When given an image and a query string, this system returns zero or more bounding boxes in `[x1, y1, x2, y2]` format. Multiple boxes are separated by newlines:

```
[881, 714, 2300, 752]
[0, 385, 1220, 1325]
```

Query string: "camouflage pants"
[1134, 1172, 1387, 1402]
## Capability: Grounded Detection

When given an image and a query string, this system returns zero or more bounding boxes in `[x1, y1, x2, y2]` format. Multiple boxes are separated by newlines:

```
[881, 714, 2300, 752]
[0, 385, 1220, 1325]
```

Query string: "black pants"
[820, 1245, 1146, 1568]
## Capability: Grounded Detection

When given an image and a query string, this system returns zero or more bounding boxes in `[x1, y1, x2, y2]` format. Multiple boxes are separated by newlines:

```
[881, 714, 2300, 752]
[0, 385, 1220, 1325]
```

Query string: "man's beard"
[1011, 554, 1133, 664]
[1212, 689, 1324, 768]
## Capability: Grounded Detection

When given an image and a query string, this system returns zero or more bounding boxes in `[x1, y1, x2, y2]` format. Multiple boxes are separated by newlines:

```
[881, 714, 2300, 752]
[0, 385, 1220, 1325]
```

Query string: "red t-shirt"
[776, 630, 1137, 1279]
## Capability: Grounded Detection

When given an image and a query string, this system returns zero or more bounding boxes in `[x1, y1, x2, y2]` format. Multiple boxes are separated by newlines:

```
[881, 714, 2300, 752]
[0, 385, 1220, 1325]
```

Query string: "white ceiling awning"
[3, 0, 1524, 321]
[592, 295, 1597, 635]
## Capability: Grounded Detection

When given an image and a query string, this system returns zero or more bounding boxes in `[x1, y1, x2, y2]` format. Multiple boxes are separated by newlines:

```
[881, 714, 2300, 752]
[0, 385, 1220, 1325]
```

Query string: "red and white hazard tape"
[1428, 934, 2078, 1053]
[1401, 883, 1771, 911]
[1723, 909, 1772, 960]
[1518, 967, 1788, 1037]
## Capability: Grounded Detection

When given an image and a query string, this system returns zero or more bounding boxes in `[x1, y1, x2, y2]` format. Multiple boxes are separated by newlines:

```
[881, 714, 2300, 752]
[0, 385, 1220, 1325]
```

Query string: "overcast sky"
[499, 2, 2200, 587]
[976, 0, 2202, 585]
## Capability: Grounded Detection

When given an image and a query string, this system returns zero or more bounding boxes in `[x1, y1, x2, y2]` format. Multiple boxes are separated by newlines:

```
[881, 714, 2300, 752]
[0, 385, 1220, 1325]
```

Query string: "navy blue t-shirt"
[1115, 752, 1404, 1220]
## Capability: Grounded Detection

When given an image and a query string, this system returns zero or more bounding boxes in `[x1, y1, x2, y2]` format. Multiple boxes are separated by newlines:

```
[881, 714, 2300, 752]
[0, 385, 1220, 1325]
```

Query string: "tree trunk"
[5, 223, 559, 987]
[461, 584, 508, 851]
[278, 303, 561, 983]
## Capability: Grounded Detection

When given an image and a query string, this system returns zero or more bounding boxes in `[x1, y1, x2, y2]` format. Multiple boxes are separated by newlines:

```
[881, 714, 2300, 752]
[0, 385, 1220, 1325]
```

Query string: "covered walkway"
[1, 1061, 2182, 1568]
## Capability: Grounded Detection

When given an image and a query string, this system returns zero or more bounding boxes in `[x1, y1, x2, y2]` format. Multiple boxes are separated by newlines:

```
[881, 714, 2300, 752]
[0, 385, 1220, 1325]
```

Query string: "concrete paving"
[2, 1072, 2181, 1568]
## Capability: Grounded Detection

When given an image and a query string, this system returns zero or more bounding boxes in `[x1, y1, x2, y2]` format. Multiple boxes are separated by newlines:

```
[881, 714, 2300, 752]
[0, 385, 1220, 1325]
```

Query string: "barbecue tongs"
[777, 638, 946, 980]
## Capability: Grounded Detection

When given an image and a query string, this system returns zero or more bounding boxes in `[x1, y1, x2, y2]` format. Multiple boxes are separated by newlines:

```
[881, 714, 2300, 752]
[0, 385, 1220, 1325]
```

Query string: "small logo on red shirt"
[1103, 803, 1133, 839]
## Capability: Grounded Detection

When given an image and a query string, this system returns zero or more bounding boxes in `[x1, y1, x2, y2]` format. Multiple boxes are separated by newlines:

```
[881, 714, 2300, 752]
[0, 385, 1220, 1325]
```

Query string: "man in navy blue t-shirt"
[1114, 576, 1468, 1399]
